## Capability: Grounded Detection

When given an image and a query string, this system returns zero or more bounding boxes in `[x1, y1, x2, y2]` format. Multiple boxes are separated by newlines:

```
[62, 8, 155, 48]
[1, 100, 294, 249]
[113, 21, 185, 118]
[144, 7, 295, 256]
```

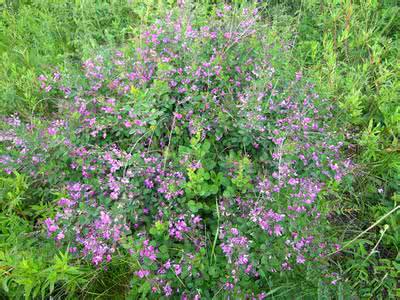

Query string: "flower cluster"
[0, 3, 354, 298]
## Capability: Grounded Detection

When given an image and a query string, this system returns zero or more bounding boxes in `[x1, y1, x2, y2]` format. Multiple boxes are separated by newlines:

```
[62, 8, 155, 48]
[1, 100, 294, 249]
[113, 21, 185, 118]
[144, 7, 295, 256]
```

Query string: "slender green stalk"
[210, 197, 220, 265]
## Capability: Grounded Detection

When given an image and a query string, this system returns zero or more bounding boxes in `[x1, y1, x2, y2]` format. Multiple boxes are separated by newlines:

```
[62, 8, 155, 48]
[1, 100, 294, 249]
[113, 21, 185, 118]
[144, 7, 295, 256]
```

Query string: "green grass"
[0, 0, 147, 116]
[281, 1, 400, 297]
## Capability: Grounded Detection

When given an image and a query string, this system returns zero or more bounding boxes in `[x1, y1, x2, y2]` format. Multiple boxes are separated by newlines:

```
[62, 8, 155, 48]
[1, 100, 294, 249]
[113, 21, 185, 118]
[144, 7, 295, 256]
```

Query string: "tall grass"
[279, 0, 400, 297]
[0, 0, 146, 116]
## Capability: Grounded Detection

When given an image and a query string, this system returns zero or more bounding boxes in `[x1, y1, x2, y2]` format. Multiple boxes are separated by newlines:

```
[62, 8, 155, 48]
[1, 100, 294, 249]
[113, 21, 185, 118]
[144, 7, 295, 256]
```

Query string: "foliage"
[0, 0, 399, 299]
[0, 0, 166, 116]
[276, 0, 400, 297]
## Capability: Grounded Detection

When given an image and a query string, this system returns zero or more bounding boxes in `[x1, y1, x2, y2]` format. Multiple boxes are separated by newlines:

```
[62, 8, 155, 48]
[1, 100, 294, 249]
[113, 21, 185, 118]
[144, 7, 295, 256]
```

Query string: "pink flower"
[192, 215, 202, 224]
[273, 224, 283, 236]
[164, 260, 171, 269]
[38, 74, 47, 81]
[230, 228, 239, 235]
[101, 106, 114, 113]
[44, 218, 58, 234]
[134, 119, 144, 126]
[92, 255, 103, 265]
[224, 282, 234, 290]
[99, 211, 112, 225]
[135, 269, 150, 278]
[47, 127, 57, 135]
[296, 255, 305, 264]
[295, 71, 303, 81]
[174, 264, 182, 275]
[140, 239, 158, 261]
[53, 72, 61, 81]
[224, 32, 232, 39]
[163, 284, 172, 296]
[56, 232, 65, 240]
[237, 254, 248, 265]
[174, 112, 183, 120]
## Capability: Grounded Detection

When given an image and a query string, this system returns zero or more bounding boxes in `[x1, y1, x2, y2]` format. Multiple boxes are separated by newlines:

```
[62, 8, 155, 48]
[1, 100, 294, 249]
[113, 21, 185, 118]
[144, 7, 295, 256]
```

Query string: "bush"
[0, 3, 356, 298]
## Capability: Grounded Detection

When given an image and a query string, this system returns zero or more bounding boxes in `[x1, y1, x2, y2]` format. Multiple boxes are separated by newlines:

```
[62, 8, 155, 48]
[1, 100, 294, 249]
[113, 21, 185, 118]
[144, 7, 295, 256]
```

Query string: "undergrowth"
[0, 0, 399, 299]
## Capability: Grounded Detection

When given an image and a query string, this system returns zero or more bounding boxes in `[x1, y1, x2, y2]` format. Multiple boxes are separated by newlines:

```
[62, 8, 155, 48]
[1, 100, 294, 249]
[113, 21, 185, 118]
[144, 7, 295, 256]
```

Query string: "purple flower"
[174, 264, 182, 275]
[230, 228, 239, 235]
[47, 127, 57, 135]
[224, 282, 234, 290]
[295, 71, 303, 81]
[38, 74, 47, 81]
[221, 243, 233, 257]
[237, 254, 248, 265]
[56, 232, 65, 241]
[44, 218, 58, 234]
[140, 239, 158, 261]
[296, 255, 305, 264]
[174, 112, 183, 120]
[92, 255, 103, 265]
[163, 284, 172, 297]
[135, 269, 150, 278]
[134, 119, 144, 126]
[273, 224, 283, 236]
[192, 215, 202, 224]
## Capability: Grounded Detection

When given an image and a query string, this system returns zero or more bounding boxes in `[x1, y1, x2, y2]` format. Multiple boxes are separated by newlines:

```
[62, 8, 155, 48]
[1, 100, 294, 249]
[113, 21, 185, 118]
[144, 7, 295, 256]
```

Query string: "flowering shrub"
[1, 3, 354, 298]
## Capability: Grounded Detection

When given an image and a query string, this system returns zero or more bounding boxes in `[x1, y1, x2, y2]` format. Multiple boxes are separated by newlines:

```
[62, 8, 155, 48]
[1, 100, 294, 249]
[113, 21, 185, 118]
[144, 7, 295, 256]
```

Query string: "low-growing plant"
[0, 2, 359, 298]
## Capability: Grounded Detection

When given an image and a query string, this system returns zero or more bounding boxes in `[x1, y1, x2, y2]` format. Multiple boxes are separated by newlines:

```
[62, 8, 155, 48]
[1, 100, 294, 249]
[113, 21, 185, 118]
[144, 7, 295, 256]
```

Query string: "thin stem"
[210, 197, 220, 264]
[327, 205, 399, 257]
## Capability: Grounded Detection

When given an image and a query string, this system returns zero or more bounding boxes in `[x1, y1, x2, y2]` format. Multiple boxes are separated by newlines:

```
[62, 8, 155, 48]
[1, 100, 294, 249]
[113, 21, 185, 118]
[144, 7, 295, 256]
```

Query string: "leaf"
[201, 140, 211, 155]
[209, 185, 219, 194]
[2, 277, 10, 293]
[139, 281, 151, 298]
[187, 200, 200, 213]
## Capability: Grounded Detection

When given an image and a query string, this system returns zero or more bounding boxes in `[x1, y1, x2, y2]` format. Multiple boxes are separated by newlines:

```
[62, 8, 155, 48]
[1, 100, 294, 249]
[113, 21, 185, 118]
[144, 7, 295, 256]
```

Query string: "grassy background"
[0, 0, 399, 298]
[0, 0, 163, 116]
[286, 1, 400, 297]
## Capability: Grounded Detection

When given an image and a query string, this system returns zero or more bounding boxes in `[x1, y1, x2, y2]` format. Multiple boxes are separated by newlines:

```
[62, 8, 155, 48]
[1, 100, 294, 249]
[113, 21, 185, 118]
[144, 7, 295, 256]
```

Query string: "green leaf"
[139, 281, 151, 298]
